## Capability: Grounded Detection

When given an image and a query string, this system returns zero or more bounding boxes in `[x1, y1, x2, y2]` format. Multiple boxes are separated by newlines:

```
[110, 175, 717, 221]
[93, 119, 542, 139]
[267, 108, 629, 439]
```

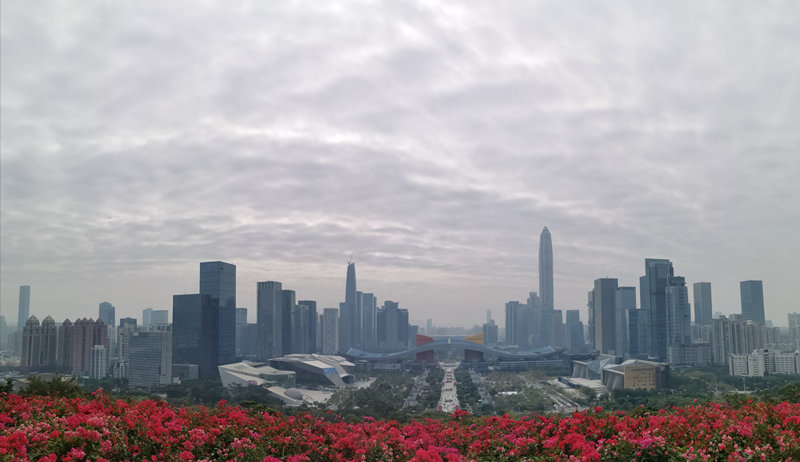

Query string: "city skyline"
[2, 2, 798, 326]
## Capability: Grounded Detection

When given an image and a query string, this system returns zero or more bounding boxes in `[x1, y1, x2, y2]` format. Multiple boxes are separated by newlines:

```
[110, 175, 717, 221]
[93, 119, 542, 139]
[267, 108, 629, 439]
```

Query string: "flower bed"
[2, 392, 799, 461]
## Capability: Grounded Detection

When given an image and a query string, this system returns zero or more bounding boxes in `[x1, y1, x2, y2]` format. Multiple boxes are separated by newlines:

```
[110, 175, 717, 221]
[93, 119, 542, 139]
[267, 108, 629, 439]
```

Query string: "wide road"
[438, 362, 460, 413]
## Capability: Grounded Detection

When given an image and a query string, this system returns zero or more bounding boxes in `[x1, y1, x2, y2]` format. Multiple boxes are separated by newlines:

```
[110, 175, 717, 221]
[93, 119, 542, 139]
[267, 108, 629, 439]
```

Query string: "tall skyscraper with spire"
[539, 227, 553, 311]
[339, 262, 358, 352]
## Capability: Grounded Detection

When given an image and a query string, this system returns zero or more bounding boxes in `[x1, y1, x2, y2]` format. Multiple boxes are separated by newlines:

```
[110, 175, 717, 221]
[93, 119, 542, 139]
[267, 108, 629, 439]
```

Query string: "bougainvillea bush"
[2, 392, 799, 461]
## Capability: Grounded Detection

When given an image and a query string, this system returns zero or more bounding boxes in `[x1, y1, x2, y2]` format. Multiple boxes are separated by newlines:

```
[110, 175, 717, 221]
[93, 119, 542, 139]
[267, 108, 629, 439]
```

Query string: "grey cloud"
[2, 0, 799, 325]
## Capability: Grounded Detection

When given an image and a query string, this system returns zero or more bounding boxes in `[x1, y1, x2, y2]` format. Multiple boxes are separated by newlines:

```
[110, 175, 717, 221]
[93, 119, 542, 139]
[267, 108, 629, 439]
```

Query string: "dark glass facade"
[642, 258, 674, 360]
[171, 294, 212, 367]
[199, 261, 236, 370]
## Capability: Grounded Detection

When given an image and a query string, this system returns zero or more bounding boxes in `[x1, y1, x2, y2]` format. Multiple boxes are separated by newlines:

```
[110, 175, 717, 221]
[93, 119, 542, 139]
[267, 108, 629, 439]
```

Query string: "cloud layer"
[2, 1, 799, 326]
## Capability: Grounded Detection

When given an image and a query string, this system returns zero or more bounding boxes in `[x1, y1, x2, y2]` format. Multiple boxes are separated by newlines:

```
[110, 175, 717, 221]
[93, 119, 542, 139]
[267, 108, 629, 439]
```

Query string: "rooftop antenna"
[348, 253, 354, 265]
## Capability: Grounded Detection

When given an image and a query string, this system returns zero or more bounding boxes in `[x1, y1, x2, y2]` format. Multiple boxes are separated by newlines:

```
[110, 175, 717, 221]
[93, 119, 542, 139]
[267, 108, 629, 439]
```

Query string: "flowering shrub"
[1, 392, 799, 461]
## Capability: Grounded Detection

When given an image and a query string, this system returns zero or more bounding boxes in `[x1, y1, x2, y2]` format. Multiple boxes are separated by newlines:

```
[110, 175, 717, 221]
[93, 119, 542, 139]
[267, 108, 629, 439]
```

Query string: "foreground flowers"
[1, 392, 799, 461]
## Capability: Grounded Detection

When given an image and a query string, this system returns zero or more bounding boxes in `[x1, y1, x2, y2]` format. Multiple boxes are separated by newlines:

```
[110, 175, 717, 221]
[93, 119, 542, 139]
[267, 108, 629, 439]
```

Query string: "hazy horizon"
[2, 1, 798, 328]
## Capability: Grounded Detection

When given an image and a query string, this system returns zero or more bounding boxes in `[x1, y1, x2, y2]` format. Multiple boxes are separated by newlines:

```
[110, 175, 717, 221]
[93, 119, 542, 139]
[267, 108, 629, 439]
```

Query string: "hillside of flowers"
[2, 391, 800, 461]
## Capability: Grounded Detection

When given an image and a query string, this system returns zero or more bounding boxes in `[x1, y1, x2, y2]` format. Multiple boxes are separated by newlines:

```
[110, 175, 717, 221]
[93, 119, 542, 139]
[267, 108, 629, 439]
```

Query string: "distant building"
[281, 290, 296, 354]
[128, 328, 172, 389]
[218, 361, 295, 389]
[58, 318, 109, 377]
[143, 308, 169, 328]
[740, 280, 766, 325]
[712, 316, 767, 364]
[359, 293, 377, 349]
[199, 261, 237, 372]
[298, 300, 318, 354]
[641, 258, 674, 360]
[172, 293, 213, 376]
[89, 345, 108, 379]
[602, 359, 670, 391]
[235, 308, 248, 357]
[321, 308, 338, 354]
[17, 285, 30, 353]
[615, 287, 636, 357]
[539, 227, 554, 311]
[269, 354, 355, 388]
[504, 301, 528, 348]
[98, 302, 115, 327]
[21, 316, 57, 369]
[257, 281, 283, 360]
[339, 263, 358, 353]
[593, 278, 618, 355]
[565, 310, 584, 352]
[693, 282, 713, 326]
[483, 320, 499, 346]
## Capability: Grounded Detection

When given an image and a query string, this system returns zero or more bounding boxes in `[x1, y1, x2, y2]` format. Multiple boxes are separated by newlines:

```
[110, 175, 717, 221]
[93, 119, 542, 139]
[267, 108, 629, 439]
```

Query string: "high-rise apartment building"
[257, 281, 283, 360]
[712, 315, 768, 364]
[693, 282, 713, 326]
[20, 315, 57, 369]
[740, 280, 766, 325]
[58, 318, 109, 376]
[539, 227, 553, 311]
[89, 345, 107, 379]
[641, 258, 674, 360]
[593, 278, 618, 355]
[199, 261, 236, 369]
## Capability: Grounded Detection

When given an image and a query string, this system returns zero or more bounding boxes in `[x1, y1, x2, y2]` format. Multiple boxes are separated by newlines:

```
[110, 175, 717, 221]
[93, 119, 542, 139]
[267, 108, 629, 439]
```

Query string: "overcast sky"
[2, 1, 798, 329]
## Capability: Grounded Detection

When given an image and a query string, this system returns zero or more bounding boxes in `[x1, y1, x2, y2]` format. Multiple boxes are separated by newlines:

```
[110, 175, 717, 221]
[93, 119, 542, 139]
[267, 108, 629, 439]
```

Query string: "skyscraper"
[98, 302, 116, 327]
[298, 300, 318, 353]
[199, 261, 236, 368]
[128, 329, 172, 389]
[281, 289, 296, 354]
[321, 308, 339, 354]
[172, 294, 213, 375]
[339, 262, 358, 352]
[593, 278, 618, 355]
[256, 281, 283, 359]
[615, 286, 636, 357]
[539, 227, 553, 311]
[565, 310, 584, 352]
[17, 285, 30, 353]
[143, 308, 169, 328]
[740, 280, 766, 325]
[693, 282, 713, 326]
[359, 293, 376, 349]
[235, 308, 247, 356]
[666, 277, 691, 347]
[641, 258, 674, 360]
